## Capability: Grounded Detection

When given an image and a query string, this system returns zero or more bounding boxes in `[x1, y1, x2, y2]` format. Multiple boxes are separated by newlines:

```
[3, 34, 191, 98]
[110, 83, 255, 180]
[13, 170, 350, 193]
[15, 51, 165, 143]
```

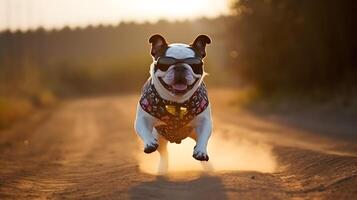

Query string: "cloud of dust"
[136, 131, 277, 175]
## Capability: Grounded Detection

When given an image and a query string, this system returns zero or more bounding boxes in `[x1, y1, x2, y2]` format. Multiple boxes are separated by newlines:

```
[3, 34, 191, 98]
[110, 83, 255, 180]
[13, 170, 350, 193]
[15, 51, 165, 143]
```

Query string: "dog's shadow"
[129, 174, 227, 200]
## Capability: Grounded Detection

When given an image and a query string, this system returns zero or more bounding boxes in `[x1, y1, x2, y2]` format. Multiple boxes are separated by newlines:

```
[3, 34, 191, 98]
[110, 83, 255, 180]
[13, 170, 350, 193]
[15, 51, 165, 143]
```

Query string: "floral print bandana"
[139, 79, 209, 144]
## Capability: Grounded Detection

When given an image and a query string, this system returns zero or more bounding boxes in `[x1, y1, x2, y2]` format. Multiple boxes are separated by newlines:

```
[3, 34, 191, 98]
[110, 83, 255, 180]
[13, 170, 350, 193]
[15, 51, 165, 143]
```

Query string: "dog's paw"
[144, 138, 158, 154]
[193, 146, 209, 161]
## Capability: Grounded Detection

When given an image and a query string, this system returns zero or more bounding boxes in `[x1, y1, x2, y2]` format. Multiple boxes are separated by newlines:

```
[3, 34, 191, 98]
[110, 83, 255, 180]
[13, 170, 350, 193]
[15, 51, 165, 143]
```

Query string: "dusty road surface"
[1, 89, 356, 199]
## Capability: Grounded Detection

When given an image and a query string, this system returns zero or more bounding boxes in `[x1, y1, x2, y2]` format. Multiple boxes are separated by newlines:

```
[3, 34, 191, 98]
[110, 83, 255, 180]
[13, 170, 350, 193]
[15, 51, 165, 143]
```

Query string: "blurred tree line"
[0, 17, 231, 98]
[229, 0, 357, 101]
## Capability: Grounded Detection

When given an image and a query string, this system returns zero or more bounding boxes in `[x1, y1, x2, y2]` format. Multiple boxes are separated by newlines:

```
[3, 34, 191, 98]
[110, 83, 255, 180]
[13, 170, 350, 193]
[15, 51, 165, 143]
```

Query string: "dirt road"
[1, 89, 356, 199]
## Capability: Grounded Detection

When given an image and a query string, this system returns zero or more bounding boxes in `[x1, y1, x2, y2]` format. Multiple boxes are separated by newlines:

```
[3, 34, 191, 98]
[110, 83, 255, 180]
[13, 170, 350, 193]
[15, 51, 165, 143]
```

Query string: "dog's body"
[134, 34, 212, 172]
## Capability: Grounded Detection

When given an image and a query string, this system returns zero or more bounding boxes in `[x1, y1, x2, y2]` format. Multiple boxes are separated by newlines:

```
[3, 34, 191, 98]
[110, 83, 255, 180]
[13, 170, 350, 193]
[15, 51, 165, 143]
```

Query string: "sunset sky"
[0, 0, 231, 31]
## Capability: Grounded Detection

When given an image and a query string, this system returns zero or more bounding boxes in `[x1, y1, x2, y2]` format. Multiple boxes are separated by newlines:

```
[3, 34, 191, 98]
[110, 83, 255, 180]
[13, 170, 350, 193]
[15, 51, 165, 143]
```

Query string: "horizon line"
[0, 14, 232, 34]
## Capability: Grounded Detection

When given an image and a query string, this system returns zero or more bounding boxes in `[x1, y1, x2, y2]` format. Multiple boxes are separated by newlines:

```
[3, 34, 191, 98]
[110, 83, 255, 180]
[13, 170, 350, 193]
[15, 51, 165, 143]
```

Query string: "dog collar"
[139, 79, 209, 143]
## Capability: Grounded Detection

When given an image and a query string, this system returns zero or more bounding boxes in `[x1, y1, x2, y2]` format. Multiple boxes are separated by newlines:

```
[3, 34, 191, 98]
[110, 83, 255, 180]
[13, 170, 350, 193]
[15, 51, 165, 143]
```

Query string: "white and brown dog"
[134, 34, 212, 172]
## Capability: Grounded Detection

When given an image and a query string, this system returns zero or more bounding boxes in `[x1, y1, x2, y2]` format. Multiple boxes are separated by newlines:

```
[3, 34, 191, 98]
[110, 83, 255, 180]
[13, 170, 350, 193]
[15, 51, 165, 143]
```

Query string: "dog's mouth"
[159, 78, 198, 95]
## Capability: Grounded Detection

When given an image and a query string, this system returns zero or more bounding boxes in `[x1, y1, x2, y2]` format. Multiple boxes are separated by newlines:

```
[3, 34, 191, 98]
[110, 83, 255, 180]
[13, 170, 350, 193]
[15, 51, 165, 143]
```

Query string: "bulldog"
[134, 34, 212, 172]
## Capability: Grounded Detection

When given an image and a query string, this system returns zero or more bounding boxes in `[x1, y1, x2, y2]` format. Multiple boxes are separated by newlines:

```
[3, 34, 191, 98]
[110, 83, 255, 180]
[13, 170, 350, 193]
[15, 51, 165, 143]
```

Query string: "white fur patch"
[165, 43, 195, 59]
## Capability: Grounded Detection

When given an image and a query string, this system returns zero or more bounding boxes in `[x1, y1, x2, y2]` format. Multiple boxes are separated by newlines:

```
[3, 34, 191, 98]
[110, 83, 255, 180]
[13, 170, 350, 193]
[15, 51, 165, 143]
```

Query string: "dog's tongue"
[172, 83, 188, 91]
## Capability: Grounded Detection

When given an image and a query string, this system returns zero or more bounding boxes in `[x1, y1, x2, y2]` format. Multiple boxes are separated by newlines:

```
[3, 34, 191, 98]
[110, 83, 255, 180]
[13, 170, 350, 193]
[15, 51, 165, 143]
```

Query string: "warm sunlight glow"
[132, 0, 221, 20]
[137, 132, 277, 175]
[0, 0, 231, 31]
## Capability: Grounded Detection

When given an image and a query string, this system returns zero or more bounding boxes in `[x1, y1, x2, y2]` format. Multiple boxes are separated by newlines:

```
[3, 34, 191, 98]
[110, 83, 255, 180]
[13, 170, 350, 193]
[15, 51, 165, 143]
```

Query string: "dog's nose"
[173, 66, 187, 83]
[174, 65, 185, 73]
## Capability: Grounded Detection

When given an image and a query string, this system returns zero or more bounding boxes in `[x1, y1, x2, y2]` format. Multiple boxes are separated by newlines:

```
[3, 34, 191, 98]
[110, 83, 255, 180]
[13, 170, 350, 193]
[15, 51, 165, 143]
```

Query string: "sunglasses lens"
[185, 58, 202, 65]
[191, 64, 203, 74]
[156, 57, 176, 71]
[158, 57, 176, 65]
[156, 64, 169, 71]
[185, 58, 203, 74]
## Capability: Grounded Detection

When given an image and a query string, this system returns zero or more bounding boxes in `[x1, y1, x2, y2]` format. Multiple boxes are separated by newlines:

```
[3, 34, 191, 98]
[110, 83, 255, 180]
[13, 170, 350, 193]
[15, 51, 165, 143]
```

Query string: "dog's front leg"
[192, 107, 212, 161]
[134, 104, 159, 153]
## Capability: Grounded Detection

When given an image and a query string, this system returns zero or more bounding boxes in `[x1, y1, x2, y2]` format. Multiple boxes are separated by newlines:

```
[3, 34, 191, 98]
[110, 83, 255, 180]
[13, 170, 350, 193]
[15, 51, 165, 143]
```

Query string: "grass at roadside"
[0, 90, 56, 129]
[234, 86, 357, 112]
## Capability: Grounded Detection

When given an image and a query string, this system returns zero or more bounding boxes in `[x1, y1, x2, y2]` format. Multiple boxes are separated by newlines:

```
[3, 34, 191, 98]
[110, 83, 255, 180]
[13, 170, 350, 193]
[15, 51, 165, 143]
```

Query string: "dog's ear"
[149, 34, 168, 59]
[190, 35, 211, 58]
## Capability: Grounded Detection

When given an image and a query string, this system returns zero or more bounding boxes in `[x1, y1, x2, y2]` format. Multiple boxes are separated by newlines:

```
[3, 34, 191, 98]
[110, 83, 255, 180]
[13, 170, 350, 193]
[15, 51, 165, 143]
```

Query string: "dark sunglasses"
[155, 57, 204, 74]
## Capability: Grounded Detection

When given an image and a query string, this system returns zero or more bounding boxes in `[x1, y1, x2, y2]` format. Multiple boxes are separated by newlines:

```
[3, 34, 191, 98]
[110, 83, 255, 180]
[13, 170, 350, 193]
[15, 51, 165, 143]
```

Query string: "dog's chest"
[139, 80, 209, 143]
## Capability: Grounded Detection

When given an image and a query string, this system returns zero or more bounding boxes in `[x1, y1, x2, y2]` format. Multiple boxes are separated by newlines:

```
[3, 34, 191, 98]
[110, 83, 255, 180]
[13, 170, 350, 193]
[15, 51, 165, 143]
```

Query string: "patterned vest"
[139, 79, 209, 143]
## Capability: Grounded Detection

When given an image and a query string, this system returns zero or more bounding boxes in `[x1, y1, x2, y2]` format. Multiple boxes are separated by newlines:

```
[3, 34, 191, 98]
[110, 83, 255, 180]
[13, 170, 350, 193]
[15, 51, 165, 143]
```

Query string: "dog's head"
[149, 34, 211, 101]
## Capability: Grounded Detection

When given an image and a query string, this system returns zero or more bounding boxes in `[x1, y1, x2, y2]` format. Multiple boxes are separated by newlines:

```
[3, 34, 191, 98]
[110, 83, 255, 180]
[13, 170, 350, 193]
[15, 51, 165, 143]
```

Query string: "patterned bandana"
[139, 79, 209, 144]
